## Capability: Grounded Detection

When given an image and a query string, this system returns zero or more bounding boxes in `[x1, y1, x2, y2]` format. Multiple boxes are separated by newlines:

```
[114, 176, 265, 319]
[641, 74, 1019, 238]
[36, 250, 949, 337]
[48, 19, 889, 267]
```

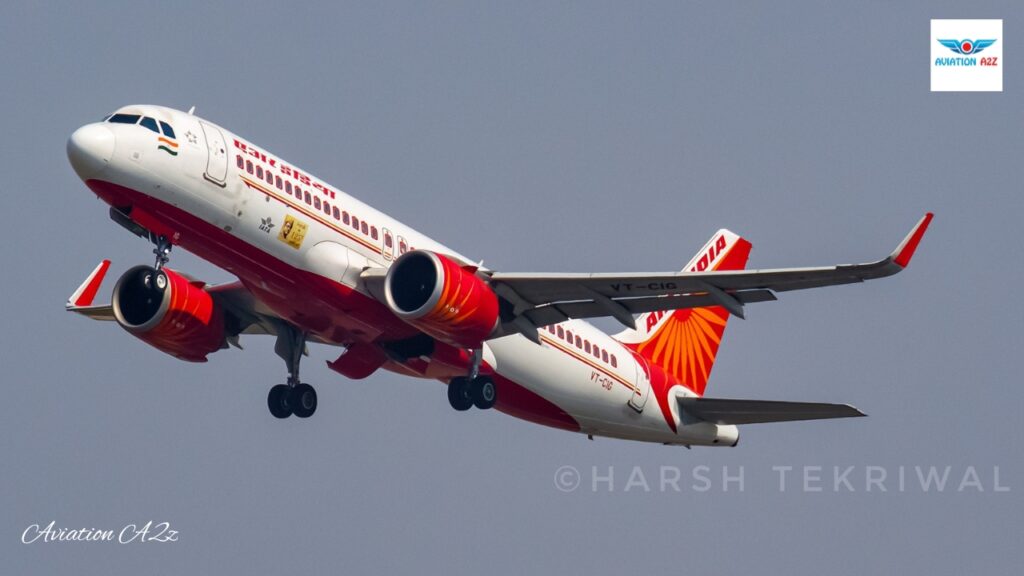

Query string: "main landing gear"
[268, 325, 318, 419]
[447, 348, 497, 411]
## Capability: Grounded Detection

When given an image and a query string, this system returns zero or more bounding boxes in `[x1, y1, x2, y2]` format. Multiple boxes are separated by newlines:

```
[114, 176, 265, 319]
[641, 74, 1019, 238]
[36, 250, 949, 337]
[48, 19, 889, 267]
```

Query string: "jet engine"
[111, 265, 226, 362]
[383, 251, 500, 349]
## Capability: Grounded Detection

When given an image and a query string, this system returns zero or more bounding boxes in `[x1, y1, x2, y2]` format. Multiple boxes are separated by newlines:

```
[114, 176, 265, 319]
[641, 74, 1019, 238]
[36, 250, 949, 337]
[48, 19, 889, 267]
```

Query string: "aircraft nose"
[67, 123, 115, 178]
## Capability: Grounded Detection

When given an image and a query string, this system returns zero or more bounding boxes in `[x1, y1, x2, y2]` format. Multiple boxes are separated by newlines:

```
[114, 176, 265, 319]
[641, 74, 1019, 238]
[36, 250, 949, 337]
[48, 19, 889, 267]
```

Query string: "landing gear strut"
[141, 235, 173, 291]
[447, 348, 497, 411]
[268, 325, 318, 419]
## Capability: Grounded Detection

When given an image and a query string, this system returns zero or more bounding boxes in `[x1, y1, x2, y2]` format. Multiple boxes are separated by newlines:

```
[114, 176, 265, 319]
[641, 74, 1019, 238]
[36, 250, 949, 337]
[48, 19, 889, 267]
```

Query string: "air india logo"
[636, 307, 728, 397]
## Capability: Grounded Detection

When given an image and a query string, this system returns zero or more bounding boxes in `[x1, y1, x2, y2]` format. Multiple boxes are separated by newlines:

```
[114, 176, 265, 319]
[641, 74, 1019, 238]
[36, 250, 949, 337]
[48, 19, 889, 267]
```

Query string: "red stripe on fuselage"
[84, 178, 581, 433]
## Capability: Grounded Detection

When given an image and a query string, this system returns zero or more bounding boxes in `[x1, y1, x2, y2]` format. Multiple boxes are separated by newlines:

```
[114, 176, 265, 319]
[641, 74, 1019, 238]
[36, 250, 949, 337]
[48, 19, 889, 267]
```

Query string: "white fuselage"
[72, 104, 737, 446]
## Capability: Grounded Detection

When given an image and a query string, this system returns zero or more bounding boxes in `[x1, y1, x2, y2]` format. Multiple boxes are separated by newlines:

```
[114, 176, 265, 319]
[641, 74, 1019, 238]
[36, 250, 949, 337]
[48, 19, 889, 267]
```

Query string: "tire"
[447, 377, 473, 411]
[471, 376, 497, 410]
[268, 384, 292, 419]
[291, 384, 317, 418]
[154, 270, 168, 291]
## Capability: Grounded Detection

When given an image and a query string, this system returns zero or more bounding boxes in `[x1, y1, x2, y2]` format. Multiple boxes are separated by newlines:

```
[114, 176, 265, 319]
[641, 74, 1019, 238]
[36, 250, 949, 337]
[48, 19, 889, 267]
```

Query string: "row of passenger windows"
[238, 155, 412, 253]
[105, 113, 176, 139]
[544, 324, 618, 368]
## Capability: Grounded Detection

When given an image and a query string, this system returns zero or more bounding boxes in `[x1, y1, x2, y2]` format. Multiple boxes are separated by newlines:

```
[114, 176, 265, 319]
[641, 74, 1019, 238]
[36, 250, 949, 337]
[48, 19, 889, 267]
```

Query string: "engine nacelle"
[111, 266, 226, 362]
[383, 251, 500, 349]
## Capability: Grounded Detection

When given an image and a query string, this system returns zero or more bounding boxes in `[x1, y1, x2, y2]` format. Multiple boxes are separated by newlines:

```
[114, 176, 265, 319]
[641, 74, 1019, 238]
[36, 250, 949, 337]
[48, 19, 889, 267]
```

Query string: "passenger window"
[371, 226, 378, 240]
[304, 191, 311, 205]
[602, 350, 609, 363]
[592, 346, 600, 359]
[352, 217, 360, 230]
[332, 206, 340, 220]
[399, 240, 407, 254]
[584, 341, 591, 354]
[611, 356, 617, 368]
[575, 336, 582, 348]
[236, 155, 244, 169]
[385, 233, 393, 247]
[246, 160, 253, 174]
[159, 121, 175, 139]
[256, 166, 263, 179]
[314, 197, 321, 210]
[108, 113, 141, 124]
[265, 170, 273, 185]
[343, 212, 350, 225]
[566, 330, 573, 342]
[286, 181, 292, 194]
[275, 176, 282, 189]
[140, 116, 160, 133]
[557, 326, 564, 338]
[361, 222, 368, 234]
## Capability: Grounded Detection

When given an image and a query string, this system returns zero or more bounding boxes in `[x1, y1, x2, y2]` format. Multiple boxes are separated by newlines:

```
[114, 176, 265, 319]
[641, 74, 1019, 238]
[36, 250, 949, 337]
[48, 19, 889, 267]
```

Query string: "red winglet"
[68, 260, 111, 307]
[892, 213, 933, 268]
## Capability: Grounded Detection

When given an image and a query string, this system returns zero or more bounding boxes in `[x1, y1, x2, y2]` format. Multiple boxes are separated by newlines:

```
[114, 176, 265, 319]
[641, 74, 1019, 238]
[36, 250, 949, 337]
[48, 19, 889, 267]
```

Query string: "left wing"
[66, 261, 283, 338]
[486, 213, 932, 330]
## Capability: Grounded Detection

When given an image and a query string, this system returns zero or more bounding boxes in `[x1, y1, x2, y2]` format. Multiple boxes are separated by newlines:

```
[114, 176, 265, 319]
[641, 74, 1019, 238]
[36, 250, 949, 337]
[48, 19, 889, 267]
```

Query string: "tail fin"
[614, 230, 752, 396]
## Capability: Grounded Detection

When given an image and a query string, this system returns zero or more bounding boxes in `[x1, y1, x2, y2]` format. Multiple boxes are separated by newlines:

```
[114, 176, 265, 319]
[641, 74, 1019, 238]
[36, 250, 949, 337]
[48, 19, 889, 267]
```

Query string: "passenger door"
[629, 355, 651, 412]
[199, 121, 228, 187]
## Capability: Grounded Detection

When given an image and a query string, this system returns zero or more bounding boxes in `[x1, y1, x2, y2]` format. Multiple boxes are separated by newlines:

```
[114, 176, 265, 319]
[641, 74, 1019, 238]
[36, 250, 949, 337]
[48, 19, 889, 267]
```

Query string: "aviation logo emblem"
[931, 19, 1002, 92]
[259, 217, 275, 234]
[277, 215, 308, 249]
[937, 39, 996, 55]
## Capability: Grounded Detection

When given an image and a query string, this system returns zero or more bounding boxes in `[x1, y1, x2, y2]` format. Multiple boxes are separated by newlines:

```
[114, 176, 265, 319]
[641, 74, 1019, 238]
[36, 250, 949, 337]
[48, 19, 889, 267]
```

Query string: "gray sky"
[3, 1, 1021, 573]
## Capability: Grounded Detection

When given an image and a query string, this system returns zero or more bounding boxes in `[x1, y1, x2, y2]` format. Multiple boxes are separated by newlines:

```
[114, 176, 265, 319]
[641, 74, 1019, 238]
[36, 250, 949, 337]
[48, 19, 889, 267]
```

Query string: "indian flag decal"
[157, 136, 178, 156]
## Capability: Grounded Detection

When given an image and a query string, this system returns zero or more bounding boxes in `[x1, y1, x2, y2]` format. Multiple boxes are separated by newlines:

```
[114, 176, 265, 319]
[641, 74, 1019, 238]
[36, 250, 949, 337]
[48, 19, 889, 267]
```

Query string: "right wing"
[486, 213, 933, 331]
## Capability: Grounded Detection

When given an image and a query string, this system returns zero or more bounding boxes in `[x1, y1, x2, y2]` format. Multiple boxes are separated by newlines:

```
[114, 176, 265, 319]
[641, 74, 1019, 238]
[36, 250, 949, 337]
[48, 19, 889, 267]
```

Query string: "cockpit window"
[139, 116, 160, 134]
[159, 121, 175, 139]
[108, 113, 141, 124]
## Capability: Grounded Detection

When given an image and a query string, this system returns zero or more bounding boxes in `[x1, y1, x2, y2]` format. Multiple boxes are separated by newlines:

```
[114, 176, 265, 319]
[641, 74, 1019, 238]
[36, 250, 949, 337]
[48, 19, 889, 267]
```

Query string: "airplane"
[65, 105, 932, 447]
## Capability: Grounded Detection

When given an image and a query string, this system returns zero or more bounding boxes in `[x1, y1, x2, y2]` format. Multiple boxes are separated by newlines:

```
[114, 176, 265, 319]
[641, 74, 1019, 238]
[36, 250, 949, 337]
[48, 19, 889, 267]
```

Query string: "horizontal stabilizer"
[678, 397, 865, 425]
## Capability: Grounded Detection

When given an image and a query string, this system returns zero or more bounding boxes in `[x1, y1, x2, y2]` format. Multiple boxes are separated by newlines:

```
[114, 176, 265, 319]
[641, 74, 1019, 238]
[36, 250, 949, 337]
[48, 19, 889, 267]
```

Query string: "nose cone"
[67, 123, 115, 179]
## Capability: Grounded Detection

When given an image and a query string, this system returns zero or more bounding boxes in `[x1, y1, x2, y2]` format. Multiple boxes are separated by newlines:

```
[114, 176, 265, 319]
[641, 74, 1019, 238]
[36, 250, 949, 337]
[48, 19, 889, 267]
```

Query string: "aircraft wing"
[486, 213, 932, 330]
[65, 260, 290, 340]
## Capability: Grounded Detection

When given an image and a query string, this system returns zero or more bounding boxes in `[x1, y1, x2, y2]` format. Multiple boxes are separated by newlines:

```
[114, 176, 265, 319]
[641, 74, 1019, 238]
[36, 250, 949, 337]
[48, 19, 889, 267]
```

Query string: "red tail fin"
[614, 230, 751, 396]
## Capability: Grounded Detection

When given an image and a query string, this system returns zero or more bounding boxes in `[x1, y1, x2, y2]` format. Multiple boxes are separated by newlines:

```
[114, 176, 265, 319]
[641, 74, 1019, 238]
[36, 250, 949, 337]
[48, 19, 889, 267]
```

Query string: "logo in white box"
[931, 19, 1002, 92]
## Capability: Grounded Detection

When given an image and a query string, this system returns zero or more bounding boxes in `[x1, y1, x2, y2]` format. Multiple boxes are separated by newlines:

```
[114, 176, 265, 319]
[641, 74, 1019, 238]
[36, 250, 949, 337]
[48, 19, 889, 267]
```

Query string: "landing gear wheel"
[447, 377, 473, 411]
[291, 383, 318, 418]
[470, 376, 497, 410]
[154, 270, 168, 290]
[268, 384, 292, 419]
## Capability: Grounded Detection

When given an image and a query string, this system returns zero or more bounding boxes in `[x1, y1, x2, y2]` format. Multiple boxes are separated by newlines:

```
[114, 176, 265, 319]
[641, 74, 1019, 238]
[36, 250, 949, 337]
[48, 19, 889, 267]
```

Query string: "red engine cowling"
[383, 251, 500, 349]
[111, 266, 226, 362]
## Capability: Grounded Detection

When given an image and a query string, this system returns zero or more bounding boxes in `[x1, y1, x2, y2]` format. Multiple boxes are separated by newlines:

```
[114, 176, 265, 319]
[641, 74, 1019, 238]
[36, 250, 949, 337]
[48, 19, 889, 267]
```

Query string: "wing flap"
[678, 397, 866, 425]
